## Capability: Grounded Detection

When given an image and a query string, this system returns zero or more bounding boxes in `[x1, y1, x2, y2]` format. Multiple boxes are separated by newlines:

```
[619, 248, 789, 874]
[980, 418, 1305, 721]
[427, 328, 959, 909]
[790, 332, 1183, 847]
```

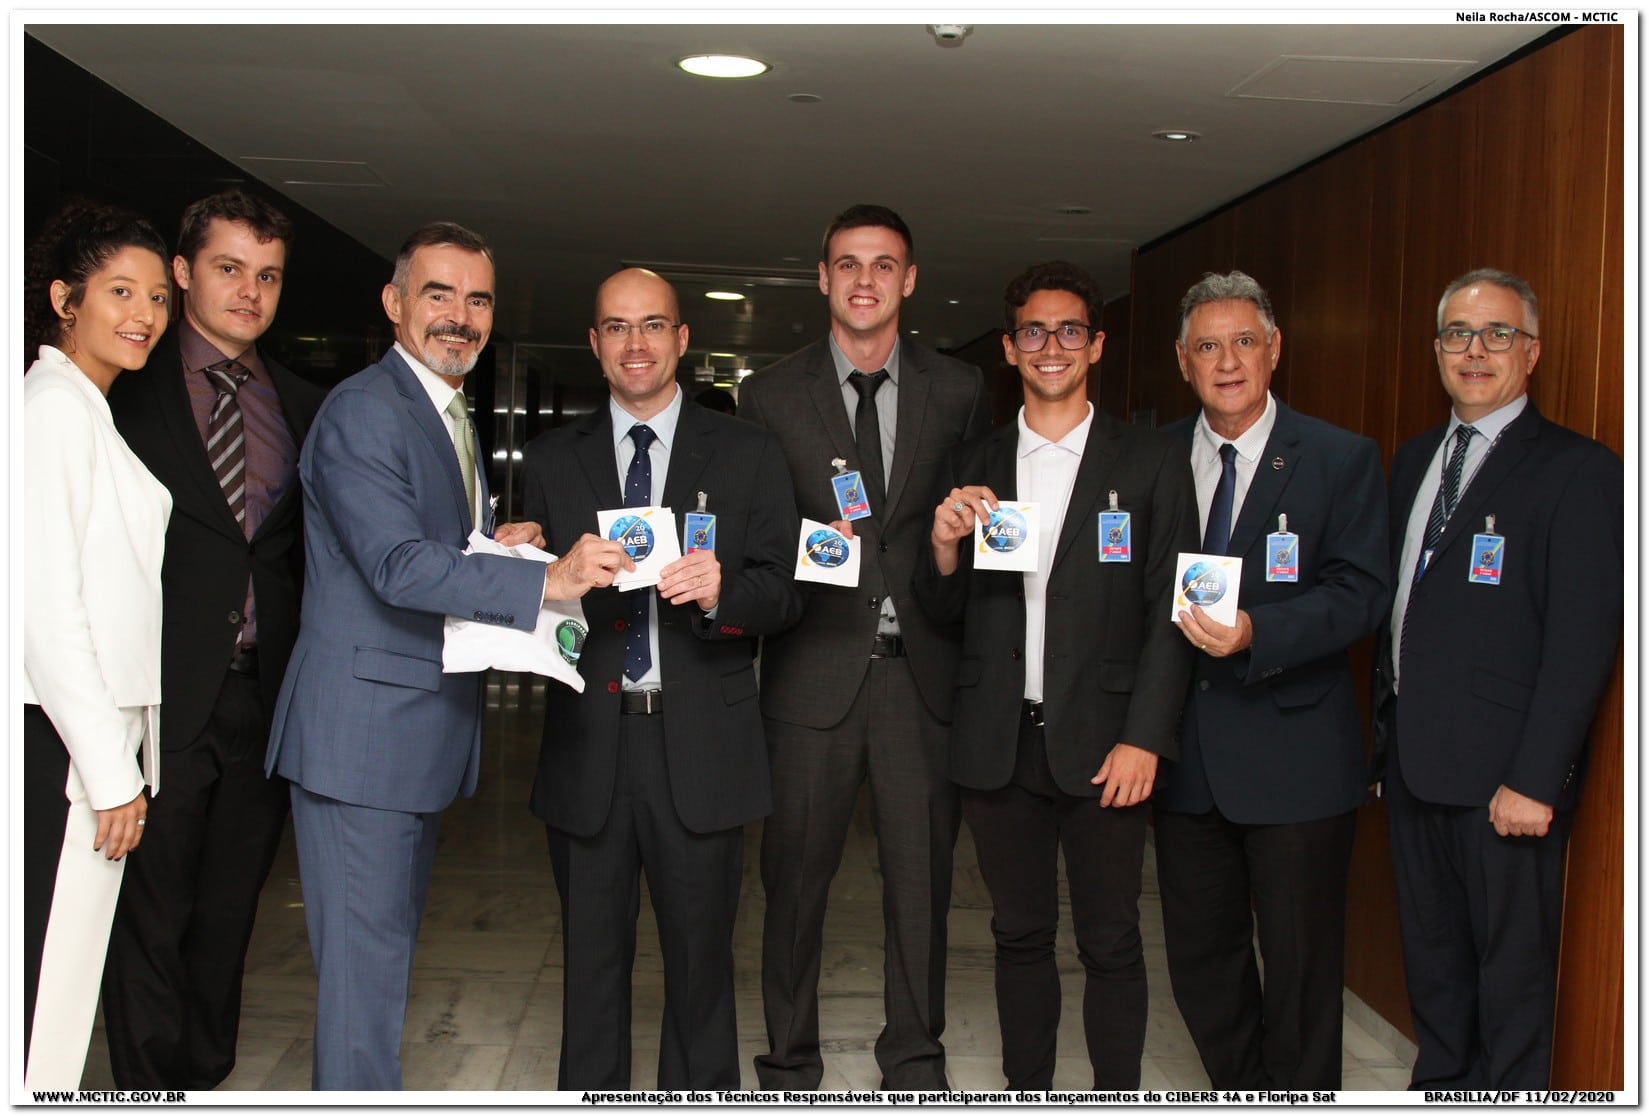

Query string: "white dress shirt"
[1191, 391, 1278, 544]
[610, 385, 684, 691]
[1017, 404, 1094, 702]
[1389, 394, 1528, 690]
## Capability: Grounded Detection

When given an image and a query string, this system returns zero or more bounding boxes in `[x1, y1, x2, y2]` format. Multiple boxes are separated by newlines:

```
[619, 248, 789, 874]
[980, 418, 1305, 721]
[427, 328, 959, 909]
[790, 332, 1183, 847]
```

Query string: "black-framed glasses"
[598, 318, 682, 340]
[1436, 326, 1536, 353]
[1010, 323, 1097, 352]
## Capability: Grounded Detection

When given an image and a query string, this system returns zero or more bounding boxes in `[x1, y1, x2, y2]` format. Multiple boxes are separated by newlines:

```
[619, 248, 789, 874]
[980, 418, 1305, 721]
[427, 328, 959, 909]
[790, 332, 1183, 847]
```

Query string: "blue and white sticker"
[608, 514, 655, 560]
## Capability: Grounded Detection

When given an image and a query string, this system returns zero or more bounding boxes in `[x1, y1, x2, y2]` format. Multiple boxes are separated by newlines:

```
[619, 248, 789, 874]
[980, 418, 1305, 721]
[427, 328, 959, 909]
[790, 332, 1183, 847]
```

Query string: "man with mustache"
[104, 189, 324, 1089]
[265, 222, 621, 1089]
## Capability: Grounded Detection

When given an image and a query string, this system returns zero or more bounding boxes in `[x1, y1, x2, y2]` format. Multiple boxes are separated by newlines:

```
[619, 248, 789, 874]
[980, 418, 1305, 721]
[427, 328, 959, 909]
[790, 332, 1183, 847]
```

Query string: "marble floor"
[82, 673, 1415, 1094]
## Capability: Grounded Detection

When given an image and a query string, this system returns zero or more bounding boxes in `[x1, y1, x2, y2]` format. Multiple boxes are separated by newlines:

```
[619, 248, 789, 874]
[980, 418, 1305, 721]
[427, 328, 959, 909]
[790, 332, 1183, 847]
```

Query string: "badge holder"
[830, 457, 872, 521]
[1266, 513, 1299, 582]
[685, 490, 716, 553]
[1468, 515, 1505, 586]
[1098, 489, 1131, 563]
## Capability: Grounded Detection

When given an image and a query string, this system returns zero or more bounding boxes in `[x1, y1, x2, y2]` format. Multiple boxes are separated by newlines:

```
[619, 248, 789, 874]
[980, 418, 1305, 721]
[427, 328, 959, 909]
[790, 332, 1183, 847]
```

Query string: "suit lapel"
[384, 349, 472, 529]
[1228, 403, 1303, 558]
[573, 408, 623, 508]
[1433, 403, 1541, 562]
[805, 347, 858, 467]
[251, 359, 311, 542]
[883, 339, 928, 521]
[662, 402, 714, 512]
[152, 339, 245, 541]
[1051, 412, 1122, 570]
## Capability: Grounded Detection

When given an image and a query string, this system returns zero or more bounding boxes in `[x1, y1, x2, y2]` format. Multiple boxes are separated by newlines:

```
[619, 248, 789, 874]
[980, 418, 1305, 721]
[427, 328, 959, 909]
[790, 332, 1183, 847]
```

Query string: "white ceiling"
[29, 21, 1551, 367]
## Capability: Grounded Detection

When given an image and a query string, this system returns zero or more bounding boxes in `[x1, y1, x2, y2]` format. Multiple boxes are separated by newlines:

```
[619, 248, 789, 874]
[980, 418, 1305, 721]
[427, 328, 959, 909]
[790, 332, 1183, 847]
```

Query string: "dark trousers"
[24, 705, 73, 1062]
[1386, 767, 1571, 1089]
[1153, 805, 1356, 1089]
[102, 672, 289, 1089]
[757, 657, 957, 1091]
[962, 709, 1149, 1090]
[548, 712, 745, 1090]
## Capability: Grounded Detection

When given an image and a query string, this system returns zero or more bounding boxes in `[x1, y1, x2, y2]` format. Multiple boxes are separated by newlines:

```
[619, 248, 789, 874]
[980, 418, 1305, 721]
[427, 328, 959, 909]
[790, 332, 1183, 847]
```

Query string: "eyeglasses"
[1010, 323, 1098, 352]
[597, 319, 682, 340]
[1436, 326, 1536, 353]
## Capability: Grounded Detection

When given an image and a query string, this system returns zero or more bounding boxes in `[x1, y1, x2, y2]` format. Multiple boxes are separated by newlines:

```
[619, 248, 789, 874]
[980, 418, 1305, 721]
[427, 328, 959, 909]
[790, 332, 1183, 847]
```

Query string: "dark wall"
[1125, 26, 1625, 1088]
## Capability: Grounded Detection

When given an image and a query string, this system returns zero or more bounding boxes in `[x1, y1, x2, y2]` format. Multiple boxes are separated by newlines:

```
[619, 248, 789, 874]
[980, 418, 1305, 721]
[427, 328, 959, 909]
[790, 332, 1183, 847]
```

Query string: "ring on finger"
[951, 500, 966, 513]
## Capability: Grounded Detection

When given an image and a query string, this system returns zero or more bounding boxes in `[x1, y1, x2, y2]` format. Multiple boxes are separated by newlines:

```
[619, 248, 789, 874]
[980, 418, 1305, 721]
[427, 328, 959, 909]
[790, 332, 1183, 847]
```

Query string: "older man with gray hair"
[1155, 270, 1391, 1089]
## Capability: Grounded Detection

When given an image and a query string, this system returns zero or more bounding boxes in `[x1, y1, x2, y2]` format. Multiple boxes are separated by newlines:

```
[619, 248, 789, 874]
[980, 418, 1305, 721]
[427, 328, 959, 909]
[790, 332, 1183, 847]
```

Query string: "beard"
[419, 322, 483, 378]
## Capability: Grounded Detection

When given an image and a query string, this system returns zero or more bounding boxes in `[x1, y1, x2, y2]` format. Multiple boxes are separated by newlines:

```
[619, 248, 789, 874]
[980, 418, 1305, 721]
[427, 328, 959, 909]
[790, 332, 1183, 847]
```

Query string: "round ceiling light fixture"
[1153, 129, 1202, 142]
[677, 54, 770, 79]
[705, 290, 746, 301]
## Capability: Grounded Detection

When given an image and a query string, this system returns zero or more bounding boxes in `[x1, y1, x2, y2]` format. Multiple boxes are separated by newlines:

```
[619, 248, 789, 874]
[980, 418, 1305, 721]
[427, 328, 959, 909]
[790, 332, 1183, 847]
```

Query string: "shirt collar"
[1017, 403, 1094, 458]
[1448, 393, 1527, 445]
[1194, 391, 1277, 464]
[828, 333, 902, 386]
[394, 341, 465, 416]
[178, 317, 266, 381]
[609, 383, 683, 454]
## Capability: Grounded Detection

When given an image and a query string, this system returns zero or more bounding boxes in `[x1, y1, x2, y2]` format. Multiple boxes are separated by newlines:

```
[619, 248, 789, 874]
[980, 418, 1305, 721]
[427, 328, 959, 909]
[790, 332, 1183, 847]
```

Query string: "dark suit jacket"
[1156, 401, 1392, 825]
[521, 399, 804, 837]
[1371, 400, 1622, 811]
[912, 409, 1199, 796]
[110, 333, 326, 748]
[738, 337, 989, 728]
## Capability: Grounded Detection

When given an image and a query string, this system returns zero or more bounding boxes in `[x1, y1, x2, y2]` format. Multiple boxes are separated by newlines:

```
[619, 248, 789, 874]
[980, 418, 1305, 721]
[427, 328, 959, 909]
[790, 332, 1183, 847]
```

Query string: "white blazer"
[23, 345, 171, 808]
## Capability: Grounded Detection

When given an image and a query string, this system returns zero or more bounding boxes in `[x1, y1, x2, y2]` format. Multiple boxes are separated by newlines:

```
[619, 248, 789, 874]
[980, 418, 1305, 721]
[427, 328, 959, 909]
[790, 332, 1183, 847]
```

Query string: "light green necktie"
[446, 391, 477, 524]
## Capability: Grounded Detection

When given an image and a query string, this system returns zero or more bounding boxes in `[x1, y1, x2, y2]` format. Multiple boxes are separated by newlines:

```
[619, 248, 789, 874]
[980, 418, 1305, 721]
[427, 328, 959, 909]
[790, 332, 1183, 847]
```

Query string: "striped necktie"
[203, 360, 252, 531]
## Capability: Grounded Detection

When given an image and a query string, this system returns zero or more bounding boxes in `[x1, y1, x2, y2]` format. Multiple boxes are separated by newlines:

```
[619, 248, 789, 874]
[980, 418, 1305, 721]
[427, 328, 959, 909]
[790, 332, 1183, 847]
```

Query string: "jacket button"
[606, 681, 620, 694]
[1010, 648, 1022, 660]
[614, 620, 627, 632]
[505, 614, 515, 625]
[1199, 679, 1211, 691]
[878, 543, 888, 554]
[868, 597, 880, 609]
[227, 610, 242, 624]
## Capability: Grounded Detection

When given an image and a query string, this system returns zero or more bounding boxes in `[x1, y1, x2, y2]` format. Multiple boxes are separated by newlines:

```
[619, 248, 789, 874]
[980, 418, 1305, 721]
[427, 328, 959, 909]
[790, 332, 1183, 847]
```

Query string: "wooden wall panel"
[1128, 27, 1625, 1086]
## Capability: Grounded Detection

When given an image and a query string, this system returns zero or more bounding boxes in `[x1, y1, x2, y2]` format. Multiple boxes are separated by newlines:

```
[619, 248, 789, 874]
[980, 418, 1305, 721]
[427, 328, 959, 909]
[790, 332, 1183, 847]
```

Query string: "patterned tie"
[623, 424, 657, 683]
[1202, 442, 1238, 554]
[848, 370, 889, 508]
[445, 392, 478, 527]
[203, 360, 252, 532]
[1414, 424, 1476, 585]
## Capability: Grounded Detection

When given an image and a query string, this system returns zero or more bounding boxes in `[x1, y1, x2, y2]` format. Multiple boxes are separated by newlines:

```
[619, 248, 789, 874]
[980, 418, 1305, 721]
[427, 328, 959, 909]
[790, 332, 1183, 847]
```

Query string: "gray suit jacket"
[738, 336, 989, 727]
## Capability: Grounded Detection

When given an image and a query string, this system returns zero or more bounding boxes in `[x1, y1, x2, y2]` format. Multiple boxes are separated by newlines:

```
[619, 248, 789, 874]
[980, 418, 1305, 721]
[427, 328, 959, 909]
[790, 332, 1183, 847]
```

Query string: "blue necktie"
[623, 424, 657, 683]
[1202, 442, 1238, 554]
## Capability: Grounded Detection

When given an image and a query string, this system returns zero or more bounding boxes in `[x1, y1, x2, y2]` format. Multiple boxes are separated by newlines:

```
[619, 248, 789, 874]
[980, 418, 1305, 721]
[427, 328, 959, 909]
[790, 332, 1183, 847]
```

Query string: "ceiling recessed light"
[787, 92, 823, 104]
[709, 352, 738, 358]
[705, 290, 746, 301]
[1153, 129, 1202, 142]
[947, 299, 960, 305]
[677, 54, 770, 79]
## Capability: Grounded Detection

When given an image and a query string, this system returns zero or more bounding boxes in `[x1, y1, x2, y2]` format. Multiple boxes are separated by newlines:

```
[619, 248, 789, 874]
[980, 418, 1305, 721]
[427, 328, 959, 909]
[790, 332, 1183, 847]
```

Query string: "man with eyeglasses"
[740, 205, 988, 1090]
[519, 268, 803, 1088]
[1152, 271, 1391, 1089]
[1371, 268, 1621, 1089]
[913, 261, 1196, 1089]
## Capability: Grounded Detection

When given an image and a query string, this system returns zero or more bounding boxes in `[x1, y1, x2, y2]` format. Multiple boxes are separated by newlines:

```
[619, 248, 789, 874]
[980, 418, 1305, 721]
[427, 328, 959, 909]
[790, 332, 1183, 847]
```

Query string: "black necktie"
[203, 360, 252, 533]
[1202, 442, 1237, 554]
[623, 424, 656, 683]
[848, 370, 889, 509]
[1414, 424, 1477, 585]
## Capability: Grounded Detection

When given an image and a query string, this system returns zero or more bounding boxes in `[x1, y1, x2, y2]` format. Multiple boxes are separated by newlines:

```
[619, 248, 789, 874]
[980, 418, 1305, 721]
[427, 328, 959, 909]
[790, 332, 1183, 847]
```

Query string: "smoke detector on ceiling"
[928, 25, 973, 48]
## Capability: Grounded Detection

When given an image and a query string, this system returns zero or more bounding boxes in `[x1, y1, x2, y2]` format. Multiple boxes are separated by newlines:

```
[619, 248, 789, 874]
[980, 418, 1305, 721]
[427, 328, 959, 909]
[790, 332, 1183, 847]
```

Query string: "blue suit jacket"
[266, 348, 547, 813]
[1156, 400, 1393, 824]
[1371, 400, 1622, 810]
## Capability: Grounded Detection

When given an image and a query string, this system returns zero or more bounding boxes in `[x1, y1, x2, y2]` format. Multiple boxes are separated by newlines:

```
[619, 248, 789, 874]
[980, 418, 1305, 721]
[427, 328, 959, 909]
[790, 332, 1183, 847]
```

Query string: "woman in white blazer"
[23, 202, 174, 1088]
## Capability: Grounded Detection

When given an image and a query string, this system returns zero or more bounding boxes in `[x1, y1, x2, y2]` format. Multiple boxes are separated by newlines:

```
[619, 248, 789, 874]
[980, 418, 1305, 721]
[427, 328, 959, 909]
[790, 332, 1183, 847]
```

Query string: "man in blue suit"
[1373, 269, 1622, 1088]
[266, 222, 628, 1089]
[1155, 271, 1392, 1089]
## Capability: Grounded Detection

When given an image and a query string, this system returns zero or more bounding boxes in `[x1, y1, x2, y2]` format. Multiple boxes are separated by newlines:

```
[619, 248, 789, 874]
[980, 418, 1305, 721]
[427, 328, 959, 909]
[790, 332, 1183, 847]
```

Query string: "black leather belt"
[1023, 700, 1045, 727]
[227, 645, 259, 677]
[620, 689, 664, 715]
[870, 634, 905, 659]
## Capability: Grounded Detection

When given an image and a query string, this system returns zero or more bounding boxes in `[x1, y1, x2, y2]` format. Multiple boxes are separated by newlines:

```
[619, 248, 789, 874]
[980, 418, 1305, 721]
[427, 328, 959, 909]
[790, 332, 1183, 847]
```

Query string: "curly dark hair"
[1002, 260, 1102, 332]
[25, 199, 169, 365]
